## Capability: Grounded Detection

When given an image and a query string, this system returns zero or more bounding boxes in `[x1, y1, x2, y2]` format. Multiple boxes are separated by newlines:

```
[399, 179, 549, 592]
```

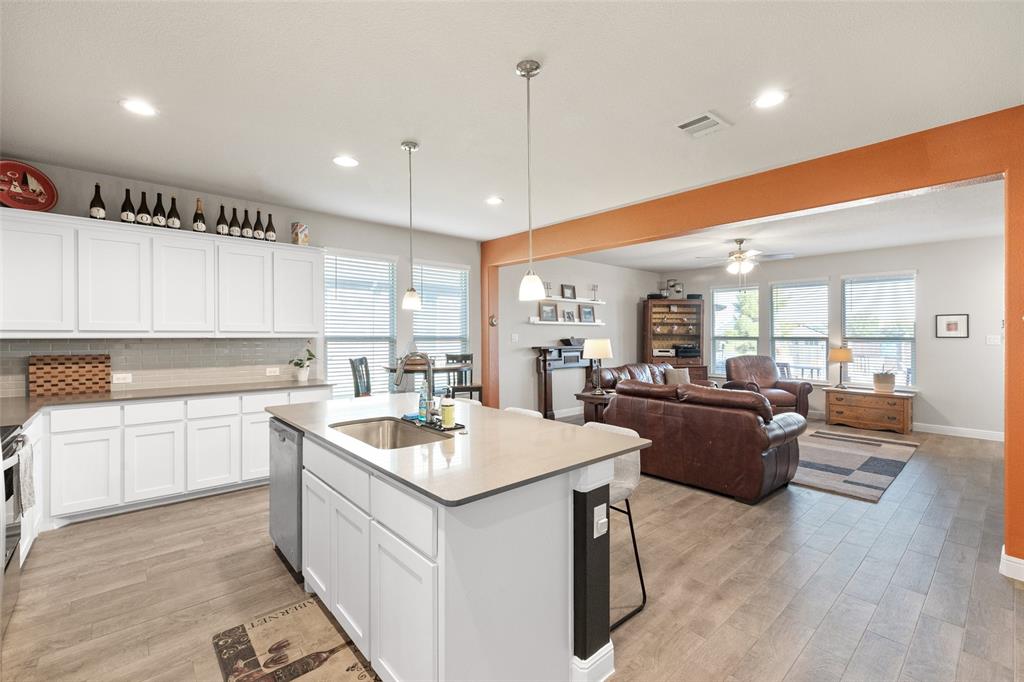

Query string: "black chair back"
[445, 353, 473, 385]
[350, 357, 371, 397]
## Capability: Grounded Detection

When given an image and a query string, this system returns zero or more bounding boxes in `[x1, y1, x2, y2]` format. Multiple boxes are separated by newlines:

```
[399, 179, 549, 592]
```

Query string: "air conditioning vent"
[677, 111, 731, 138]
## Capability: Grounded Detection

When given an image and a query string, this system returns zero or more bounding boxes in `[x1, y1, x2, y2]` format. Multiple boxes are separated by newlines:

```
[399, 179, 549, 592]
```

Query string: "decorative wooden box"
[28, 354, 111, 396]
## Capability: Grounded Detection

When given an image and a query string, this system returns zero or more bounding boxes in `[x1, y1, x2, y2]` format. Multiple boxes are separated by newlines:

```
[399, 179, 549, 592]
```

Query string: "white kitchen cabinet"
[123, 421, 186, 502]
[153, 235, 216, 332]
[302, 470, 332, 600]
[218, 243, 272, 333]
[370, 521, 437, 682]
[50, 427, 122, 516]
[330, 489, 371, 655]
[186, 415, 240, 491]
[241, 412, 271, 480]
[0, 220, 75, 332]
[78, 229, 152, 331]
[289, 388, 333, 404]
[273, 250, 322, 333]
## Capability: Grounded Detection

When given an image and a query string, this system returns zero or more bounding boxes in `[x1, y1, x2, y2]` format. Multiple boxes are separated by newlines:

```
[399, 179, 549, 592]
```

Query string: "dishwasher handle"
[269, 418, 299, 446]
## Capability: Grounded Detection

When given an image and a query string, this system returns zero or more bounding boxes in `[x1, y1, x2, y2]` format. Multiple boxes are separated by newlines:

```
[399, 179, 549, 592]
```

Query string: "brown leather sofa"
[592, 362, 717, 391]
[724, 355, 813, 418]
[603, 379, 807, 504]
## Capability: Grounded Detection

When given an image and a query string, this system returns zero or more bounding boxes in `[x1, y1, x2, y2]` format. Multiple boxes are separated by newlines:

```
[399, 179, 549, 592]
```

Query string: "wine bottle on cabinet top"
[136, 192, 152, 225]
[265, 213, 277, 241]
[152, 192, 167, 227]
[167, 197, 181, 228]
[120, 189, 135, 223]
[229, 208, 241, 237]
[89, 183, 106, 219]
[216, 205, 229, 235]
[241, 209, 253, 238]
[192, 199, 207, 232]
[252, 210, 265, 240]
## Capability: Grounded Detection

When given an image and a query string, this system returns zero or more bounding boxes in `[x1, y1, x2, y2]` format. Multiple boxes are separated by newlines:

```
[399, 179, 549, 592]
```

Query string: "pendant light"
[400, 140, 422, 311]
[516, 59, 546, 301]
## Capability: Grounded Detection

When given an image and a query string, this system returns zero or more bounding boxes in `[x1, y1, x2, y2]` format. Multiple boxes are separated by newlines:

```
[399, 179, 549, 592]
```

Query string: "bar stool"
[455, 398, 482, 405]
[349, 357, 371, 397]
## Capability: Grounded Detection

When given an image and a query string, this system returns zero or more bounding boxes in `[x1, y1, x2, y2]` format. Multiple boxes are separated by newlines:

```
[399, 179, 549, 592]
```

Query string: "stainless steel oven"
[1, 425, 24, 641]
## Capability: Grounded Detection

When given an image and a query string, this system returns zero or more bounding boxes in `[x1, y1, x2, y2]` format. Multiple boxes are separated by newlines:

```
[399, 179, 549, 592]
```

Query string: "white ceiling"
[2, 3, 1021, 242]
[573, 179, 1005, 273]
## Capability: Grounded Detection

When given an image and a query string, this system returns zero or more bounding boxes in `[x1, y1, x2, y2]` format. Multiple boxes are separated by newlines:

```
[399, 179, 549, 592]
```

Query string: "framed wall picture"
[579, 304, 596, 323]
[563, 308, 576, 323]
[935, 314, 969, 338]
[560, 284, 577, 300]
[538, 302, 558, 322]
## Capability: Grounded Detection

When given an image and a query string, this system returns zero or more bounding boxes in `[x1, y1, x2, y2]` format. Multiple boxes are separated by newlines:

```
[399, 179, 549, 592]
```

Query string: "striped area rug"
[792, 429, 920, 502]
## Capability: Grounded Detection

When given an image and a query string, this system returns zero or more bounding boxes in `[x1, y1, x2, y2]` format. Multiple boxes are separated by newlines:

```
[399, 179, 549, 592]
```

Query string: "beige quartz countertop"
[266, 393, 651, 507]
[0, 379, 332, 428]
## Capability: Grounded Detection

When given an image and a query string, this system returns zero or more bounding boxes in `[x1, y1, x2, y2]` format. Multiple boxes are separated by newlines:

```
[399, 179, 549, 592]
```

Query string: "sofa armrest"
[763, 412, 808, 448]
[775, 379, 813, 418]
[723, 380, 760, 393]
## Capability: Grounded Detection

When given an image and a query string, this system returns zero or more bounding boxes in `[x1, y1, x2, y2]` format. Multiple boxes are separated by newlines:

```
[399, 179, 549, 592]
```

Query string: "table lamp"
[583, 338, 613, 394]
[828, 346, 853, 389]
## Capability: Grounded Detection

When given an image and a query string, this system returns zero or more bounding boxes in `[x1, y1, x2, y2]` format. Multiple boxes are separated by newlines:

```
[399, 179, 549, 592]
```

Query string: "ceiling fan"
[696, 238, 795, 274]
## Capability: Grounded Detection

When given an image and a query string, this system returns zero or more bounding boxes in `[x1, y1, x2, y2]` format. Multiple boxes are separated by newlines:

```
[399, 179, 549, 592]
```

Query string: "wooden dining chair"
[349, 357, 371, 397]
[445, 353, 483, 402]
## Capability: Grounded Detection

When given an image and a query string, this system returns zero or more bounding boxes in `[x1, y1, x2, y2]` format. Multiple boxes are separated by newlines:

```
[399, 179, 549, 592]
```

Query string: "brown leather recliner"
[724, 355, 813, 418]
[592, 362, 717, 391]
[603, 379, 807, 504]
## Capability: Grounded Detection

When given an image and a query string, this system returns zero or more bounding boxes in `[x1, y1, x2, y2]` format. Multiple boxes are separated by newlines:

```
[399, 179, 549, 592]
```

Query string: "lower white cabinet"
[124, 422, 186, 502]
[187, 416, 241, 491]
[50, 427, 122, 516]
[330, 488, 371, 655]
[370, 521, 438, 682]
[241, 412, 271, 480]
[302, 470, 332, 600]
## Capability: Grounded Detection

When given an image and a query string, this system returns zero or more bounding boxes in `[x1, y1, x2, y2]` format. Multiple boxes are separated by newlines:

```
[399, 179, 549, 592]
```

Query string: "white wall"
[498, 258, 660, 415]
[663, 236, 1005, 439]
[7, 158, 482, 373]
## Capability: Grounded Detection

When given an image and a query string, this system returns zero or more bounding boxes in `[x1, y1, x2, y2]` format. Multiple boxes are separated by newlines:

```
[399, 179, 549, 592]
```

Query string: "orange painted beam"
[479, 105, 1024, 557]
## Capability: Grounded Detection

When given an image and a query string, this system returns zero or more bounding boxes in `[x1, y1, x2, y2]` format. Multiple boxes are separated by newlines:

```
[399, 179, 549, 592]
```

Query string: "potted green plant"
[873, 366, 896, 393]
[290, 348, 316, 382]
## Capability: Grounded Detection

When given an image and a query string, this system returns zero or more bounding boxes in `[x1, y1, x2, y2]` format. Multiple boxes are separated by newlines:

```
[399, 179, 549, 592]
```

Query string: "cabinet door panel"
[124, 422, 186, 502]
[331, 492, 370, 655]
[218, 245, 272, 332]
[51, 428, 122, 516]
[370, 522, 437, 682]
[186, 416, 240, 491]
[241, 413, 271, 480]
[153, 236, 215, 331]
[301, 470, 332, 600]
[273, 250, 321, 333]
[78, 230, 152, 331]
[0, 222, 75, 331]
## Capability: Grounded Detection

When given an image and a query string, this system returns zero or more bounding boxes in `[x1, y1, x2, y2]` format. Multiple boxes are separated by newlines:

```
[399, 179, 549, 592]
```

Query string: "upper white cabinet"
[153, 236, 216, 332]
[0, 220, 75, 331]
[274, 250, 322, 333]
[78, 229, 152, 331]
[218, 243, 273, 333]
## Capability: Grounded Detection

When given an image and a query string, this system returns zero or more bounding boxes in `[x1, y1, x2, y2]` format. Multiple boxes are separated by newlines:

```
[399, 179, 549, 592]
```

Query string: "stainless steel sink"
[330, 417, 451, 449]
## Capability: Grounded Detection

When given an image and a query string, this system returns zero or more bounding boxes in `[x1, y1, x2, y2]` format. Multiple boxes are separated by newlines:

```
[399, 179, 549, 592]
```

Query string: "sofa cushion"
[676, 384, 774, 422]
[615, 380, 679, 400]
[664, 367, 691, 385]
[760, 387, 797, 407]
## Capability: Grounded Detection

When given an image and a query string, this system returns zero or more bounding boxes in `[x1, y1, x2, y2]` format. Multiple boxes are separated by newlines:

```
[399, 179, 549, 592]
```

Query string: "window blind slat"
[843, 275, 916, 386]
[771, 281, 828, 380]
[412, 264, 470, 392]
[712, 286, 759, 374]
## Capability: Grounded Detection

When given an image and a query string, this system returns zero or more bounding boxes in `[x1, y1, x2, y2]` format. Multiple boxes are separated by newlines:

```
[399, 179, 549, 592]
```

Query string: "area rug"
[792, 430, 920, 502]
[212, 597, 377, 682]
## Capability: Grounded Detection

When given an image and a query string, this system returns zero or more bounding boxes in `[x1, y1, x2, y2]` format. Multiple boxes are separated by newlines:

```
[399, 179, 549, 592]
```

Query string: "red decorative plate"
[0, 160, 58, 211]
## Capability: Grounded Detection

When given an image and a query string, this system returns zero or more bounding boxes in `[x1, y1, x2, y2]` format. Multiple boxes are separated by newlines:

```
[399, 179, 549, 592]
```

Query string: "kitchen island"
[266, 393, 650, 682]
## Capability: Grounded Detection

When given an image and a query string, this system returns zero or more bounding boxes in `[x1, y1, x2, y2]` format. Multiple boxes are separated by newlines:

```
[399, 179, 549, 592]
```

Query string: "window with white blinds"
[412, 263, 469, 391]
[771, 281, 829, 381]
[711, 286, 759, 375]
[324, 254, 396, 398]
[842, 274, 916, 387]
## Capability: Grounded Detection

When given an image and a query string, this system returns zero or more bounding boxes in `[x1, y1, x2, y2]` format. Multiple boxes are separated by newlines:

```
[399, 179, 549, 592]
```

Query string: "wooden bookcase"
[640, 299, 708, 381]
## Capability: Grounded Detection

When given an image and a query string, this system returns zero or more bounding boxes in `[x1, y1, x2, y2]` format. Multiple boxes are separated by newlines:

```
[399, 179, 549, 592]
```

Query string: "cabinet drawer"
[50, 404, 121, 433]
[241, 392, 290, 414]
[290, 388, 332, 404]
[370, 476, 436, 559]
[304, 439, 370, 512]
[829, 404, 906, 428]
[186, 395, 240, 419]
[124, 400, 185, 425]
[828, 393, 906, 410]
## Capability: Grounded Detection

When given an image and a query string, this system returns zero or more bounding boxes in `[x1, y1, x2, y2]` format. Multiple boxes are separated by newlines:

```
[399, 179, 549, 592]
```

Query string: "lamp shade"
[401, 287, 422, 310]
[518, 271, 546, 301]
[828, 347, 853, 363]
[583, 338, 613, 360]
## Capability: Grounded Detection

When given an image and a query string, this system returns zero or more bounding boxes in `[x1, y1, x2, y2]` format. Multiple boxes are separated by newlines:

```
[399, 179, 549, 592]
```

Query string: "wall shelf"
[528, 317, 606, 326]
[539, 296, 606, 305]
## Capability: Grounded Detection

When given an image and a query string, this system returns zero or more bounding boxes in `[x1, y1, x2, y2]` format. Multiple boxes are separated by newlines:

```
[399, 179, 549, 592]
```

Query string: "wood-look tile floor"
[1, 422, 1017, 681]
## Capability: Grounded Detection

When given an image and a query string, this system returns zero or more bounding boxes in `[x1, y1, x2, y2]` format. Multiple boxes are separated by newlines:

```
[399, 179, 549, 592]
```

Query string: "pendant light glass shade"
[401, 140, 422, 311]
[516, 59, 545, 302]
[518, 271, 545, 301]
[402, 287, 422, 310]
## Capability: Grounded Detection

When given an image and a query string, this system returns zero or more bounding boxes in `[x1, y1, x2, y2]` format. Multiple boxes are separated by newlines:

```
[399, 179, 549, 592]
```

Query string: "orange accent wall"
[480, 105, 1024, 557]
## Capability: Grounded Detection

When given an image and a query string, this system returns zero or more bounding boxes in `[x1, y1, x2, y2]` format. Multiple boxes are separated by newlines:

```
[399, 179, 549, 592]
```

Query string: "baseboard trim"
[913, 422, 1004, 442]
[572, 641, 615, 682]
[1000, 545, 1024, 582]
[807, 409, 826, 421]
[554, 406, 585, 419]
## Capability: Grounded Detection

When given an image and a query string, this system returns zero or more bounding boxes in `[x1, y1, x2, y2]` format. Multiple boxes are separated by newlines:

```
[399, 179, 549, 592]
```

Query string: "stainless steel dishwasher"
[269, 418, 302, 574]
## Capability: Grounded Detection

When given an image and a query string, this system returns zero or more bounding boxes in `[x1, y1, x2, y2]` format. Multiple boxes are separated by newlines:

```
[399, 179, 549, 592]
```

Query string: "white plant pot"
[873, 373, 896, 393]
[296, 366, 311, 382]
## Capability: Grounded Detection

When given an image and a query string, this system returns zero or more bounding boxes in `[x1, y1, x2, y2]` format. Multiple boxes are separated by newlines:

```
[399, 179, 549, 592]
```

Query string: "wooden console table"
[534, 346, 595, 419]
[823, 387, 914, 434]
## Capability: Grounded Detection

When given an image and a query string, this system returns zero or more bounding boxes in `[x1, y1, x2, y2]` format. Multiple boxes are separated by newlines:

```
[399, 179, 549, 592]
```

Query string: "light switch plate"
[987, 335, 1002, 346]
[111, 372, 132, 384]
[511, 333, 520, 344]
[266, 367, 281, 376]
[593, 503, 608, 538]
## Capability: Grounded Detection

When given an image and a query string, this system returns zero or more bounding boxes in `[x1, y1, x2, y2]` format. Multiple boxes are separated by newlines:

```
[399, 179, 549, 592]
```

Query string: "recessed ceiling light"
[485, 195, 504, 206]
[333, 155, 359, 168]
[753, 89, 788, 109]
[119, 98, 157, 116]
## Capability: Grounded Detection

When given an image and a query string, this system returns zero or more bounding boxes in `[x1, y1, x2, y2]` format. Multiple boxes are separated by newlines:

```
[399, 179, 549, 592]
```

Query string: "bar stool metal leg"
[610, 498, 647, 631]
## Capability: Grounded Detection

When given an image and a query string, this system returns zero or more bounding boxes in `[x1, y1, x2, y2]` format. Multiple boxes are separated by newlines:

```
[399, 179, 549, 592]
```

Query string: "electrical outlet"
[112, 372, 132, 384]
[987, 335, 1002, 346]
[511, 333, 519, 344]
[266, 367, 281, 376]
[593, 503, 608, 538]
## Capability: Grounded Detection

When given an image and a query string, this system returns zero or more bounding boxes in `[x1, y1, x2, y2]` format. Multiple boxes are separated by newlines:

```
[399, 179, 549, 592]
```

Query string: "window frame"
[710, 285, 761, 376]
[769, 279, 830, 384]
[840, 271, 917, 389]
[411, 258, 471, 359]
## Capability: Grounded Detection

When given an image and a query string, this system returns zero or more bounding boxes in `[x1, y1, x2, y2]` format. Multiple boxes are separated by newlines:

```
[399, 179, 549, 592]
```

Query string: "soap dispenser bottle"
[418, 384, 429, 423]
[441, 388, 456, 430]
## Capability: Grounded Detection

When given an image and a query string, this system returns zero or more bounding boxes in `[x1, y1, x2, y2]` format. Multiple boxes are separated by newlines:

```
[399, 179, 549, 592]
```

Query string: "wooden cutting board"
[28, 354, 111, 396]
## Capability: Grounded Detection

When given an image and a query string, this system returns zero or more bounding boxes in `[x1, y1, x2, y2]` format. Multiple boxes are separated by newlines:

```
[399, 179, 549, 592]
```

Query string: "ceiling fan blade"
[694, 256, 726, 260]
[758, 253, 796, 261]
[744, 249, 763, 257]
